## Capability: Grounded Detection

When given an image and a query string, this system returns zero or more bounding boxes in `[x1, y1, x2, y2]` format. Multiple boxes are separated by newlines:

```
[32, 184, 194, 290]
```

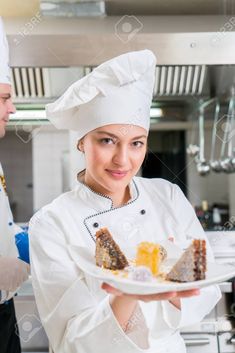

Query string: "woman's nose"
[7, 100, 16, 114]
[113, 146, 128, 165]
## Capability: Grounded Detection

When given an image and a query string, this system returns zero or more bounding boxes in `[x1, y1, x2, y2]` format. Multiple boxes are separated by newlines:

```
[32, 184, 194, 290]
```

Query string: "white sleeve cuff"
[161, 300, 181, 329]
[64, 295, 149, 353]
[161, 285, 222, 330]
[0, 290, 8, 303]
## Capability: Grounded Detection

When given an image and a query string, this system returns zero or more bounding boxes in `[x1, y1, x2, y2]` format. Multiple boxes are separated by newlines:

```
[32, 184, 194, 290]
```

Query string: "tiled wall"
[32, 126, 69, 213]
[0, 131, 33, 222]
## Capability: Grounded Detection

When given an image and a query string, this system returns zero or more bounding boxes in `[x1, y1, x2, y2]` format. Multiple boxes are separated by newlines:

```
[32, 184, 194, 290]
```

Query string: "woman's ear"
[77, 139, 84, 152]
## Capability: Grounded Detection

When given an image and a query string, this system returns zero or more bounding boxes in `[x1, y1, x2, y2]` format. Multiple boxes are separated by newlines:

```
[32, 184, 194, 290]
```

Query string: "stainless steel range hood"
[4, 15, 235, 124]
[4, 16, 235, 67]
[10, 64, 209, 103]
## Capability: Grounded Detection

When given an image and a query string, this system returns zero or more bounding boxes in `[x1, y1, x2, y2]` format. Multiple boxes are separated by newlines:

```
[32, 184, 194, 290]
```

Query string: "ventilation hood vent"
[154, 65, 207, 96]
[40, 1, 105, 17]
[11, 65, 209, 103]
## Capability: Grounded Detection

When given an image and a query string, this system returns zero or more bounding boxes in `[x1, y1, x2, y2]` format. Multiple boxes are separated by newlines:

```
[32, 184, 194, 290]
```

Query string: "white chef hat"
[0, 17, 11, 85]
[46, 49, 156, 141]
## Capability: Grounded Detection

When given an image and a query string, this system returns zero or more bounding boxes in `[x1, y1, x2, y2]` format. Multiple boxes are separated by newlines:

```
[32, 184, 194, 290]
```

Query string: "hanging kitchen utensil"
[209, 100, 222, 172]
[231, 148, 235, 170]
[229, 94, 235, 171]
[186, 144, 200, 157]
[186, 112, 200, 157]
[220, 96, 234, 173]
[196, 104, 210, 176]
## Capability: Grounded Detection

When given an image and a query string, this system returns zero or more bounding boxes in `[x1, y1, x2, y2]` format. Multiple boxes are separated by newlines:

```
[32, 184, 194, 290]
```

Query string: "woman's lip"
[106, 169, 128, 174]
[106, 169, 128, 178]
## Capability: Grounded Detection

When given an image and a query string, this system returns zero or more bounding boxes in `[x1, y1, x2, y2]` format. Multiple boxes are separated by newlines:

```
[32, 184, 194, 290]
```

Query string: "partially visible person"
[0, 17, 30, 353]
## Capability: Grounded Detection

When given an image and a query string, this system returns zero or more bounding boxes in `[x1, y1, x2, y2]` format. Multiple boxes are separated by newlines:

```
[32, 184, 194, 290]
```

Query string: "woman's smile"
[105, 169, 129, 179]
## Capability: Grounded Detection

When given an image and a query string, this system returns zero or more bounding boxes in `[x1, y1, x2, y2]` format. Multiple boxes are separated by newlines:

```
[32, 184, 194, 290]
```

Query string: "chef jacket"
[0, 162, 28, 302]
[29, 176, 221, 353]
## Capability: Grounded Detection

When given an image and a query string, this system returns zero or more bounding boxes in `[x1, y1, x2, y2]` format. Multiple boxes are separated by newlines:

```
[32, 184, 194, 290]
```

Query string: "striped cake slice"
[95, 228, 129, 270]
[166, 239, 207, 282]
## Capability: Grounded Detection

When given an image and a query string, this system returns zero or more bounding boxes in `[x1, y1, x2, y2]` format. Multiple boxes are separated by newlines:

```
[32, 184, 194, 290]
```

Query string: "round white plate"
[68, 245, 235, 295]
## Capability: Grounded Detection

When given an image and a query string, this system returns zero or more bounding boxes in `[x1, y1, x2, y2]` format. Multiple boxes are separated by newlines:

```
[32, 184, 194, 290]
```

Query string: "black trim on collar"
[82, 178, 140, 243]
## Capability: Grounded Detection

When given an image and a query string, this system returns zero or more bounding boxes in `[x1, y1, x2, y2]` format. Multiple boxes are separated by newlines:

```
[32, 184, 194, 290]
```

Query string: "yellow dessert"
[136, 242, 161, 276]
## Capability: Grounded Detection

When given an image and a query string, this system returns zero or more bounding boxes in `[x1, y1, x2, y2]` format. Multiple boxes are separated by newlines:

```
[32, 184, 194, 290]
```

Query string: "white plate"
[68, 245, 235, 295]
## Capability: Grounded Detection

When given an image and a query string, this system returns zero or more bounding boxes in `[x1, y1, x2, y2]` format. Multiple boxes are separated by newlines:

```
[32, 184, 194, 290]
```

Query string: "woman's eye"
[132, 141, 144, 148]
[100, 138, 115, 145]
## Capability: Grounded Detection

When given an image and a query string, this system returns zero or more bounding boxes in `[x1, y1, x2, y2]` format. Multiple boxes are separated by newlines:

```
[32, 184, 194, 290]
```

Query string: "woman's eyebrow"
[131, 135, 147, 140]
[95, 131, 147, 140]
[0, 93, 11, 99]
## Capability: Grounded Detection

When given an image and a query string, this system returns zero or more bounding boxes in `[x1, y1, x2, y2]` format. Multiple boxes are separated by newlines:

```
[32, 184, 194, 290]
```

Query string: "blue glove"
[15, 230, 30, 264]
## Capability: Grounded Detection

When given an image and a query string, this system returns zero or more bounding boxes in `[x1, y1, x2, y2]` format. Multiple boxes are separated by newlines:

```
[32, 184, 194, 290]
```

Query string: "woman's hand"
[101, 283, 200, 303]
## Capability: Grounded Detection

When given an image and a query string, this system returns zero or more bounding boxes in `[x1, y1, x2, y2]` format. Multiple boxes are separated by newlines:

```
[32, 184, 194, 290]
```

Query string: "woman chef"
[29, 50, 221, 353]
[0, 17, 30, 353]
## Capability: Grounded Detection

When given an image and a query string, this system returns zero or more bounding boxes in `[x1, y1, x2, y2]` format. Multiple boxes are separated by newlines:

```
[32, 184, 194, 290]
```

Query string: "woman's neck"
[112, 187, 131, 208]
[78, 170, 131, 207]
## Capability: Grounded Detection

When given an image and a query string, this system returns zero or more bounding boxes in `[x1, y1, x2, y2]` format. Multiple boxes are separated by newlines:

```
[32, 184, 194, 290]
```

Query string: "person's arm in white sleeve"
[161, 184, 222, 329]
[29, 211, 149, 353]
[0, 257, 29, 293]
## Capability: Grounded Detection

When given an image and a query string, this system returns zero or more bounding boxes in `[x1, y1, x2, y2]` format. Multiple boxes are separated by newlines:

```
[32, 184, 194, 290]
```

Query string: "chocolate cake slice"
[166, 239, 207, 282]
[95, 228, 129, 270]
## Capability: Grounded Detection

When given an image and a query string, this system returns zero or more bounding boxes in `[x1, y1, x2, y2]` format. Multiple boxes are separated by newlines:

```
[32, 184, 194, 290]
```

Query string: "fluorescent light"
[10, 108, 163, 121]
[150, 108, 163, 118]
[40, 1, 105, 17]
[40, 2, 59, 11]
[9, 110, 47, 121]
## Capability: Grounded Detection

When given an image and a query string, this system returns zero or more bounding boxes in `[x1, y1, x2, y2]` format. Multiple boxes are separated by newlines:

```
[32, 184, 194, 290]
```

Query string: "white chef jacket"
[0, 162, 22, 302]
[29, 176, 221, 353]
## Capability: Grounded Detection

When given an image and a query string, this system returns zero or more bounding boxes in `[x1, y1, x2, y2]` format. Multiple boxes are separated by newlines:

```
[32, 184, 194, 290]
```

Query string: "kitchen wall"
[0, 131, 33, 222]
[33, 124, 232, 212]
[32, 127, 69, 213]
[2, 122, 234, 222]
[186, 126, 230, 208]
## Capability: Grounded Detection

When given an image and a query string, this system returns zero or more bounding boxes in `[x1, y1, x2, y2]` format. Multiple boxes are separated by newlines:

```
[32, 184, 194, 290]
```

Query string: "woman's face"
[0, 84, 16, 138]
[79, 124, 148, 195]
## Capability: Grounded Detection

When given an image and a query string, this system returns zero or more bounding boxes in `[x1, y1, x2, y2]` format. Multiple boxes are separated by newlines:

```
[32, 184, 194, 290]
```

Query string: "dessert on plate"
[95, 227, 207, 283]
[166, 239, 207, 282]
[135, 241, 166, 276]
[95, 228, 129, 270]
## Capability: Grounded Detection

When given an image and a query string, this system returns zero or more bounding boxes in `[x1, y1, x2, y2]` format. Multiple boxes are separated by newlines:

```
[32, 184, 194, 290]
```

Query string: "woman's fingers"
[101, 282, 123, 296]
[134, 289, 200, 302]
[175, 289, 200, 298]
[101, 282, 200, 301]
[135, 291, 179, 302]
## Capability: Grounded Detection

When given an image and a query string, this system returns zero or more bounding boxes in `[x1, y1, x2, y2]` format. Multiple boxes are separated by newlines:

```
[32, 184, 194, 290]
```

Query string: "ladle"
[209, 100, 221, 172]
[220, 96, 234, 173]
[197, 105, 210, 176]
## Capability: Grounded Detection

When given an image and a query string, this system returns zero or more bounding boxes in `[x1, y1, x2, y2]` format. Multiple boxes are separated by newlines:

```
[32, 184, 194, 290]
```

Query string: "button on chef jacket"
[29, 176, 221, 353]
